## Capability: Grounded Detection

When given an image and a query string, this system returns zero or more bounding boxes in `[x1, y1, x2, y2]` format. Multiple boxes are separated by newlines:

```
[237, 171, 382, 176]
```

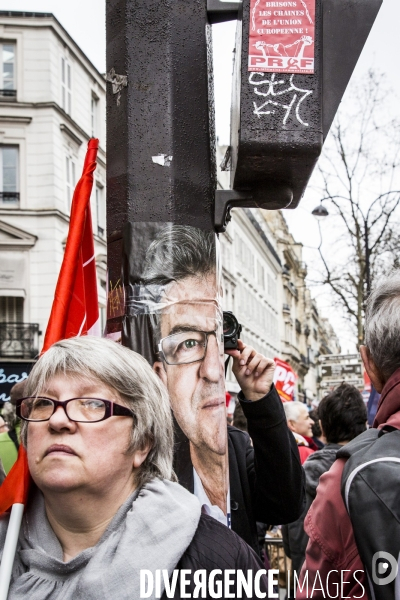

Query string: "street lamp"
[311, 201, 371, 294]
[311, 204, 329, 219]
[311, 203, 328, 254]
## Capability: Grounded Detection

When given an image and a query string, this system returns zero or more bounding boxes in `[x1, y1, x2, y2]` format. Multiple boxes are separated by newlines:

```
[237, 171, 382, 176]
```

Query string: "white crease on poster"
[152, 154, 173, 167]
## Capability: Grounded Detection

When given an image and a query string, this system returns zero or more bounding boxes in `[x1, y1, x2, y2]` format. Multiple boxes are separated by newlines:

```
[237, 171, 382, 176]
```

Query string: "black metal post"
[106, 0, 217, 333]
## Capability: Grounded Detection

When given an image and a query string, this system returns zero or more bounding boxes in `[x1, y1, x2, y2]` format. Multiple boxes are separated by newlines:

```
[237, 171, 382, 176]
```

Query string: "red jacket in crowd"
[297, 368, 400, 600]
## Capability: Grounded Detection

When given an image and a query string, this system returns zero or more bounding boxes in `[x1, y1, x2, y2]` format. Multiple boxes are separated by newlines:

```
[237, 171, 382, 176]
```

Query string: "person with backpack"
[282, 384, 367, 582]
[298, 271, 400, 600]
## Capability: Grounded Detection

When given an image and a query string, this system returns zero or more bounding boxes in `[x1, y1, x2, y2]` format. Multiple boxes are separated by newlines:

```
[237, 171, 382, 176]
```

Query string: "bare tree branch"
[311, 70, 400, 347]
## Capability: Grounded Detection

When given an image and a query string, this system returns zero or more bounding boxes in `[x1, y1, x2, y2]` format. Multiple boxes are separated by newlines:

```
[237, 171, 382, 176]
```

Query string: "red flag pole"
[0, 139, 99, 600]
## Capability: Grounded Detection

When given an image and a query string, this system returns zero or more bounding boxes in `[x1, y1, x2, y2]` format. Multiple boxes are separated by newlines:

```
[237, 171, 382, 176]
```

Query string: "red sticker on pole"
[273, 357, 297, 402]
[248, 0, 316, 74]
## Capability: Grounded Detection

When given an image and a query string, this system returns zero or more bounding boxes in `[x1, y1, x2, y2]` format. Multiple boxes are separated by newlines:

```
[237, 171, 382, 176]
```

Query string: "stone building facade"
[217, 145, 340, 402]
[0, 12, 106, 398]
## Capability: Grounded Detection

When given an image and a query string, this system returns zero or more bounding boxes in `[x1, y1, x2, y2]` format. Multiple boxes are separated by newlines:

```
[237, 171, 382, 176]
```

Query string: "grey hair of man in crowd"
[22, 336, 175, 488]
[283, 401, 308, 423]
[365, 270, 400, 380]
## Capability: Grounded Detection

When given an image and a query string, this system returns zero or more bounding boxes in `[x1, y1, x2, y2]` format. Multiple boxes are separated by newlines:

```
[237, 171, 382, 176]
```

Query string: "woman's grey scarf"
[0, 478, 201, 599]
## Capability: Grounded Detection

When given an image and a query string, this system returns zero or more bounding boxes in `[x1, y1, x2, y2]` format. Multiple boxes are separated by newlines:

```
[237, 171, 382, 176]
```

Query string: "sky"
[3, 0, 399, 351]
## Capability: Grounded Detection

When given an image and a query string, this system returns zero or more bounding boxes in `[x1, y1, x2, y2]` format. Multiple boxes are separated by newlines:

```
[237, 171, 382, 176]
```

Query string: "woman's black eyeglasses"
[16, 397, 135, 423]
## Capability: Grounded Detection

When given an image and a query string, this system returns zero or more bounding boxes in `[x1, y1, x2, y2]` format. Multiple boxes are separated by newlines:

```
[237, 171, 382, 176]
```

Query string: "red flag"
[43, 138, 100, 351]
[273, 357, 297, 402]
[0, 446, 30, 513]
[0, 139, 100, 514]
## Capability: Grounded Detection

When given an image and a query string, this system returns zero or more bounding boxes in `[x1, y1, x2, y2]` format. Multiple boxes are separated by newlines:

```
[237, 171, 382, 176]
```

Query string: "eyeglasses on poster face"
[158, 330, 223, 365]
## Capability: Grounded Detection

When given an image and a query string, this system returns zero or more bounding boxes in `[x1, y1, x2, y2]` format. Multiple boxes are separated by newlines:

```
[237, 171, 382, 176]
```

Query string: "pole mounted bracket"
[215, 189, 253, 233]
[207, 0, 242, 23]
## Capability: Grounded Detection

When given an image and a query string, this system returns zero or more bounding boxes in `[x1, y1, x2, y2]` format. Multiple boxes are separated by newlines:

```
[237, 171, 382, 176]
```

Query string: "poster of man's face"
[118, 223, 229, 516]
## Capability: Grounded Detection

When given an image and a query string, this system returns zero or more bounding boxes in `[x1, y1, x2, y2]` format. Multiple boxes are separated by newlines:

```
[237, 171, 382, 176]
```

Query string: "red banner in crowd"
[274, 357, 297, 402]
[248, 0, 316, 74]
[363, 369, 371, 393]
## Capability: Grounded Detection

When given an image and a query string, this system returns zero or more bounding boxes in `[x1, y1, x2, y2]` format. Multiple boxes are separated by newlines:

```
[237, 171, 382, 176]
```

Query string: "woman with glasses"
[1, 336, 268, 599]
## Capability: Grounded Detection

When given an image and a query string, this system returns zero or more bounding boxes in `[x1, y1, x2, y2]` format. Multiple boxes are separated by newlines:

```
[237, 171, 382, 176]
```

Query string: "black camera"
[223, 311, 242, 350]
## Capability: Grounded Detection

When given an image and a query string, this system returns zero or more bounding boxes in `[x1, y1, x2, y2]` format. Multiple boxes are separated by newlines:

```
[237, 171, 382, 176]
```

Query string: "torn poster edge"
[152, 154, 173, 167]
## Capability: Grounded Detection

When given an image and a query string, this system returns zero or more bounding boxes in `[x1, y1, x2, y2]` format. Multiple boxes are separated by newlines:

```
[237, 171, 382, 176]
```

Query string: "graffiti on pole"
[249, 72, 312, 125]
[248, 0, 316, 74]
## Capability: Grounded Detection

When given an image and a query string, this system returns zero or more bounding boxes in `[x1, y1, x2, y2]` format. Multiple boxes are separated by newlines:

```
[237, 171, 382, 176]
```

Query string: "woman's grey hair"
[365, 270, 400, 380]
[23, 336, 175, 488]
[283, 401, 308, 423]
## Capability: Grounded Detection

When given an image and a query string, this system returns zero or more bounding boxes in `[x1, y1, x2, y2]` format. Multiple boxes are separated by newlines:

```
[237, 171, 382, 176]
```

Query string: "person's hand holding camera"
[225, 340, 275, 401]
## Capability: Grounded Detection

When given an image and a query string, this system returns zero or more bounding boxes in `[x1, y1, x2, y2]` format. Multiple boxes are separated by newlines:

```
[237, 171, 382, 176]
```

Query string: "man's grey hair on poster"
[365, 270, 400, 380]
[142, 225, 216, 286]
[22, 336, 175, 488]
[283, 401, 308, 423]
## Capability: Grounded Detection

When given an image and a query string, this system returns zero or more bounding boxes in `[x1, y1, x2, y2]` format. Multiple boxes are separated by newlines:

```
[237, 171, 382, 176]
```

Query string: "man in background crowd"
[282, 383, 367, 575]
[283, 401, 318, 463]
[0, 416, 8, 434]
[0, 379, 24, 475]
[309, 408, 325, 449]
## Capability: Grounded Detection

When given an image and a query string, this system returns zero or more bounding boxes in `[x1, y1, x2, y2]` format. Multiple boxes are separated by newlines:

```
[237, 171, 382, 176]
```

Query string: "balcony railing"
[0, 191, 20, 203]
[0, 323, 41, 359]
[0, 89, 17, 100]
[300, 353, 309, 365]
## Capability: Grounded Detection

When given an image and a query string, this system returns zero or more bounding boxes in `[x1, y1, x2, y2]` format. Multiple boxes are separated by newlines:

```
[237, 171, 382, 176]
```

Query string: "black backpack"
[339, 428, 400, 600]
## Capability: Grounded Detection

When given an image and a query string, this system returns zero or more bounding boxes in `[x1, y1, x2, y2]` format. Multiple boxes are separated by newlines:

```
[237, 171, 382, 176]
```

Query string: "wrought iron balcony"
[300, 353, 309, 365]
[0, 89, 17, 100]
[283, 303, 291, 314]
[0, 322, 41, 359]
[0, 191, 20, 203]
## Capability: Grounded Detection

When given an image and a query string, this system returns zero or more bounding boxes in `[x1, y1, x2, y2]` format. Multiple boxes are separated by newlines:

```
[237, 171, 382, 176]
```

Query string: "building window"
[91, 94, 99, 137]
[285, 321, 292, 342]
[0, 296, 23, 323]
[0, 43, 16, 100]
[96, 185, 105, 237]
[61, 57, 72, 115]
[257, 261, 265, 289]
[235, 235, 254, 279]
[66, 156, 76, 211]
[0, 146, 19, 205]
[267, 273, 277, 302]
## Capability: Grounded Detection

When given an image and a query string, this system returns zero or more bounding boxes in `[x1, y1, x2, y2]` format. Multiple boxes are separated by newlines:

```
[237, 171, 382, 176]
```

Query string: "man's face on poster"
[154, 273, 227, 456]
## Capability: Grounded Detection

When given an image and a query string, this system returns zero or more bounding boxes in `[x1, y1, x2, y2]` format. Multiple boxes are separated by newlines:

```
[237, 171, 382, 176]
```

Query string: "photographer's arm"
[226, 341, 305, 524]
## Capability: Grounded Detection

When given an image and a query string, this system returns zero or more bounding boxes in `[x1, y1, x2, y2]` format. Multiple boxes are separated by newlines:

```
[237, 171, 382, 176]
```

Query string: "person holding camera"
[143, 225, 305, 555]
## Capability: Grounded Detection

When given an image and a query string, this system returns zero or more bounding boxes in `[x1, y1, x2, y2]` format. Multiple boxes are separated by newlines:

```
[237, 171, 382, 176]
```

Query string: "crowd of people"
[1, 271, 399, 599]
